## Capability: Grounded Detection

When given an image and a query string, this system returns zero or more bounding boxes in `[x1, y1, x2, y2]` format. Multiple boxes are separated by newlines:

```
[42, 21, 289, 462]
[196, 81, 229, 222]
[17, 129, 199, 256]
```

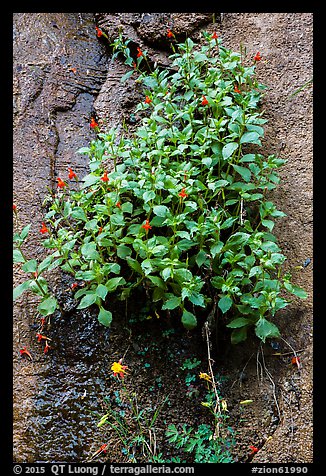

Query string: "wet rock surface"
[13, 12, 312, 463]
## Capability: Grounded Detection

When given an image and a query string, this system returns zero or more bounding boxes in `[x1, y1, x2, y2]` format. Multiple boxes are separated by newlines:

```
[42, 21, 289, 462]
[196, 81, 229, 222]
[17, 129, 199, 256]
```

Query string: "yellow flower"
[111, 360, 128, 378]
[221, 399, 228, 412]
[199, 372, 212, 382]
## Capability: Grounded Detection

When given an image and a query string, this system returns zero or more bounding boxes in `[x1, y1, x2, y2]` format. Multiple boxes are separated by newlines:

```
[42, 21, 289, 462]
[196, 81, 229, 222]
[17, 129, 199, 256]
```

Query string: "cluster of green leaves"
[13, 31, 306, 343]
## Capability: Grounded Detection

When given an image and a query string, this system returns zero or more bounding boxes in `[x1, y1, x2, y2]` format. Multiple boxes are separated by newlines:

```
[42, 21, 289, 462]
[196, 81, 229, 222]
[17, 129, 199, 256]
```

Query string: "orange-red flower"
[167, 29, 174, 38]
[137, 47, 143, 58]
[234, 85, 241, 94]
[13, 204, 17, 212]
[19, 346, 33, 360]
[211, 32, 218, 39]
[116, 202, 121, 208]
[254, 51, 262, 62]
[179, 188, 188, 199]
[99, 444, 108, 453]
[90, 117, 99, 129]
[95, 26, 103, 37]
[68, 167, 77, 180]
[145, 96, 152, 104]
[71, 282, 78, 290]
[44, 341, 51, 354]
[57, 177, 66, 189]
[249, 445, 259, 455]
[100, 171, 109, 182]
[36, 333, 49, 342]
[291, 356, 300, 366]
[40, 222, 49, 234]
[141, 219, 152, 231]
[201, 95, 208, 106]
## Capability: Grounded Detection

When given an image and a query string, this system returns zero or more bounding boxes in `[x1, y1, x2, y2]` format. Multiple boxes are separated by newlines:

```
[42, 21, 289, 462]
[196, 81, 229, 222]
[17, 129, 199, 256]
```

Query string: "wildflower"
[68, 167, 77, 180]
[167, 29, 174, 38]
[98, 226, 103, 234]
[70, 67, 77, 74]
[57, 177, 66, 189]
[132, 61, 137, 69]
[201, 95, 208, 106]
[99, 444, 108, 453]
[137, 47, 143, 58]
[44, 341, 51, 354]
[90, 117, 99, 129]
[211, 32, 218, 39]
[116, 202, 121, 208]
[234, 85, 241, 94]
[291, 356, 300, 366]
[199, 372, 212, 382]
[19, 346, 33, 360]
[95, 26, 103, 37]
[145, 96, 152, 104]
[142, 219, 152, 231]
[36, 333, 51, 342]
[39, 222, 49, 234]
[254, 51, 262, 62]
[100, 171, 109, 182]
[13, 204, 17, 212]
[40, 317, 46, 328]
[178, 188, 188, 199]
[71, 282, 78, 290]
[111, 360, 128, 378]
[221, 399, 228, 412]
[249, 445, 259, 455]
[33, 271, 38, 279]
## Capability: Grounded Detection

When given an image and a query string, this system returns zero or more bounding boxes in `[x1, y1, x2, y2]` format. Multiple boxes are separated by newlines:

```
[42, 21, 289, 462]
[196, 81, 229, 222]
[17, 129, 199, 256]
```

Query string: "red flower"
[137, 47, 143, 58]
[57, 177, 66, 189]
[234, 85, 241, 94]
[179, 188, 188, 199]
[36, 333, 49, 342]
[40, 317, 46, 328]
[145, 96, 152, 104]
[33, 271, 38, 279]
[13, 204, 17, 212]
[167, 29, 174, 38]
[201, 95, 208, 106]
[116, 202, 121, 208]
[141, 219, 152, 231]
[90, 117, 99, 129]
[19, 346, 33, 360]
[68, 167, 77, 180]
[95, 26, 103, 37]
[40, 222, 49, 234]
[254, 51, 262, 62]
[291, 356, 300, 366]
[211, 32, 218, 39]
[99, 444, 108, 453]
[100, 171, 109, 182]
[71, 282, 78, 290]
[132, 61, 137, 69]
[44, 341, 51, 354]
[250, 445, 259, 455]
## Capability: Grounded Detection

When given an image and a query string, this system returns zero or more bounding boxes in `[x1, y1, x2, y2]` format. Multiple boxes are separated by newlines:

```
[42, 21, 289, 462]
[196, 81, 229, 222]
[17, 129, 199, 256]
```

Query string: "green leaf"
[188, 292, 205, 307]
[153, 205, 169, 217]
[126, 257, 143, 275]
[77, 293, 97, 309]
[226, 317, 250, 328]
[218, 295, 233, 314]
[22, 259, 38, 273]
[38, 296, 58, 316]
[224, 232, 250, 250]
[262, 219, 275, 231]
[20, 224, 31, 240]
[147, 275, 165, 288]
[240, 131, 261, 144]
[13, 249, 25, 263]
[96, 284, 108, 300]
[195, 250, 207, 268]
[232, 164, 251, 182]
[222, 142, 238, 160]
[181, 310, 197, 330]
[117, 245, 132, 259]
[38, 255, 54, 274]
[81, 242, 101, 260]
[13, 280, 32, 300]
[71, 207, 88, 221]
[143, 190, 155, 203]
[121, 70, 134, 83]
[98, 307, 112, 327]
[231, 327, 248, 344]
[284, 282, 307, 299]
[255, 318, 281, 343]
[210, 241, 224, 258]
[162, 296, 182, 310]
[105, 276, 126, 292]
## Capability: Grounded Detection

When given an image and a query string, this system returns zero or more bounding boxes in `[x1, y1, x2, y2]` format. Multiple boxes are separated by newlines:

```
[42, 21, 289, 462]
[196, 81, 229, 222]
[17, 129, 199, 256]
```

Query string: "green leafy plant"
[13, 30, 307, 344]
